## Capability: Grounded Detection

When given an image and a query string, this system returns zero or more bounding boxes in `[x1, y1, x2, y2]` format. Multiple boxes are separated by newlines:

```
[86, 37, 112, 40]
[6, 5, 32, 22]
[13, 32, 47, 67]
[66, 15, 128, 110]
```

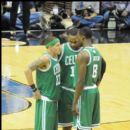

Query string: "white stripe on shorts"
[41, 95, 56, 102]
[62, 86, 75, 92]
[58, 122, 73, 127]
[42, 100, 46, 130]
[83, 84, 97, 90]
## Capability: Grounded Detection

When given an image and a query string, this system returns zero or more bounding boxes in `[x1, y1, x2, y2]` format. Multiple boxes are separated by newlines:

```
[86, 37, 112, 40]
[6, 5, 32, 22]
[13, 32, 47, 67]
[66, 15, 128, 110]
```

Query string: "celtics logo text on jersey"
[65, 55, 77, 77]
[59, 43, 82, 88]
[36, 53, 61, 100]
[65, 55, 78, 66]
[53, 63, 61, 86]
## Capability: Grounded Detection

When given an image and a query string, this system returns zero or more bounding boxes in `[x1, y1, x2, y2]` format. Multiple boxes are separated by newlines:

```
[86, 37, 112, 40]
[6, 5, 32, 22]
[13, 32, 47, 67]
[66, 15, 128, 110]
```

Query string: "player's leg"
[58, 89, 74, 130]
[34, 99, 44, 130]
[45, 100, 58, 130]
[77, 90, 97, 129]
[92, 89, 100, 127]
[35, 99, 58, 130]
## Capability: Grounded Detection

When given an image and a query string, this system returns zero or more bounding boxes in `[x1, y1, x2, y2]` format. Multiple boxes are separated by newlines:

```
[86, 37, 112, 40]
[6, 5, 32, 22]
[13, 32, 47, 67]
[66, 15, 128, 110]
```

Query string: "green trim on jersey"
[59, 42, 82, 89]
[36, 53, 61, 101]
[74, 47, 102, 87]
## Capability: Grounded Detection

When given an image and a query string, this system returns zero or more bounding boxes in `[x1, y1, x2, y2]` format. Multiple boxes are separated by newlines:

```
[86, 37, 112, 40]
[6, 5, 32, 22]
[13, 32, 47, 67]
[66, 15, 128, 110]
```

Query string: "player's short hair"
[40, 30, 57, 46]
[79, 27, 92, 39]
[66, 27, 78, 36]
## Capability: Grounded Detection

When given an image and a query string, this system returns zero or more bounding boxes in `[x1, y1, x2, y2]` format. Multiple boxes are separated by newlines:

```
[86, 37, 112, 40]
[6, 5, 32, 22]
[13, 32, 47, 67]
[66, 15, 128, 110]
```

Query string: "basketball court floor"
[2, 36, 130, 130]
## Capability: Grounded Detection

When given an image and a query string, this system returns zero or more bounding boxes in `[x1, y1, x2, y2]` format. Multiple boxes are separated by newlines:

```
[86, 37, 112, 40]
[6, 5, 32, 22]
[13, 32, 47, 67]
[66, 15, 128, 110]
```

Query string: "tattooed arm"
[24, 55, 49, 85]
[24, 55, 50, 99]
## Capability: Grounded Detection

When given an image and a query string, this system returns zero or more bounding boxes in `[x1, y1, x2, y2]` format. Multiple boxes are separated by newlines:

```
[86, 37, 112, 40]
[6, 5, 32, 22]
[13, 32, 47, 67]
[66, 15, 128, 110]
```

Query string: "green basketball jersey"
[36, 53, 61, 101]
[74, 47, 102, 87]
[59, 42, 82, 89]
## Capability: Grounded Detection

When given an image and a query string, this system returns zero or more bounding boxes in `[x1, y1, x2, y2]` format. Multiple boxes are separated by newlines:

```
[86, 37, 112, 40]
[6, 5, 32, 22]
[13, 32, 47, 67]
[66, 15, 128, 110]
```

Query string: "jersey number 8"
[92, 64, 98, 78]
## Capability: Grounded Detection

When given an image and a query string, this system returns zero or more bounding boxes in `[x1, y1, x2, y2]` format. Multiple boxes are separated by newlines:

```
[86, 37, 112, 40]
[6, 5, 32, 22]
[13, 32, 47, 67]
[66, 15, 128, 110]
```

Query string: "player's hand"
[72, 103, 79, 116]
[96, 81, 101, 87]
[33, 89, 41, 100]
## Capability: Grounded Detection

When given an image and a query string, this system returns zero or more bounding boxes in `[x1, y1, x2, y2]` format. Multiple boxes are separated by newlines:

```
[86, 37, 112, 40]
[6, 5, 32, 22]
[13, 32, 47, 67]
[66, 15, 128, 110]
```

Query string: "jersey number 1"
[70, 66, 74, 77]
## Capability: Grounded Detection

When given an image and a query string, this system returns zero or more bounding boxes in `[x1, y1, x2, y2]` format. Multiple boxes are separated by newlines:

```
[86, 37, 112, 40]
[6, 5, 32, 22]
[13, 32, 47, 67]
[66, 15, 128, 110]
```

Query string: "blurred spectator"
[72, 2, 81, 15]
[101, 2, 116, 23]
[48, 5, 66, 39]
[83, 1, 100, 14]
[101, 1, 130, 30]
[114, 1, 130, 30]
[3, 2, 42, 30]
[71, 1, 104, 28]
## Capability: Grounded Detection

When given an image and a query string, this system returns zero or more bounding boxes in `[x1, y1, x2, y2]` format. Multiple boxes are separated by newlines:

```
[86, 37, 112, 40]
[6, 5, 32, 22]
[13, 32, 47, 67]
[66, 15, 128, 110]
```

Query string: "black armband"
[30, 84, 37, 92]
[32, 87, 37, 92]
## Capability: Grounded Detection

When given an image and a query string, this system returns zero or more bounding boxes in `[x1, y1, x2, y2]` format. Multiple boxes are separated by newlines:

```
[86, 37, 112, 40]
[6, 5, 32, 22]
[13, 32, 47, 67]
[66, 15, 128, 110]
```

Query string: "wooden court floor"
[2, 39, 130, 130]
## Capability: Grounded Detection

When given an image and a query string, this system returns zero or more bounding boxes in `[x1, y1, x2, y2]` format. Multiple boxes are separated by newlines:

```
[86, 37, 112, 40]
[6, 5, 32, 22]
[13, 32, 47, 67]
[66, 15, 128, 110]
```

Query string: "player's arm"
[24, 55, 49, 94]
[72, 51, 89, 115]
[96, 57, 106, 86]
[101, 57, 106, 79]
[58, 44, 64, 61]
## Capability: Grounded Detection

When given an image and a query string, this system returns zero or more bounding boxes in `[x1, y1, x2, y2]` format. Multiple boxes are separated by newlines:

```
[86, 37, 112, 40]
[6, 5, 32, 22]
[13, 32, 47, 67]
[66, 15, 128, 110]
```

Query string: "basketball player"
[24, 36, 61, 130]
[58, 27, 83, 130]
[72, 27, 106, 130]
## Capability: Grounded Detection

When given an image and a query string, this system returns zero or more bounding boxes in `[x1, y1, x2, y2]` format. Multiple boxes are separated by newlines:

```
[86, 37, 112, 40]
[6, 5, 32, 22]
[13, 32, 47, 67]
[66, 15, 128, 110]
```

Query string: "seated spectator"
[101, 1, 130, 30]
[101, 1, 116, 25]
[48, 5, 66, 39]
[114, 1, 130, 30]
[71, 1, 104, 28]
